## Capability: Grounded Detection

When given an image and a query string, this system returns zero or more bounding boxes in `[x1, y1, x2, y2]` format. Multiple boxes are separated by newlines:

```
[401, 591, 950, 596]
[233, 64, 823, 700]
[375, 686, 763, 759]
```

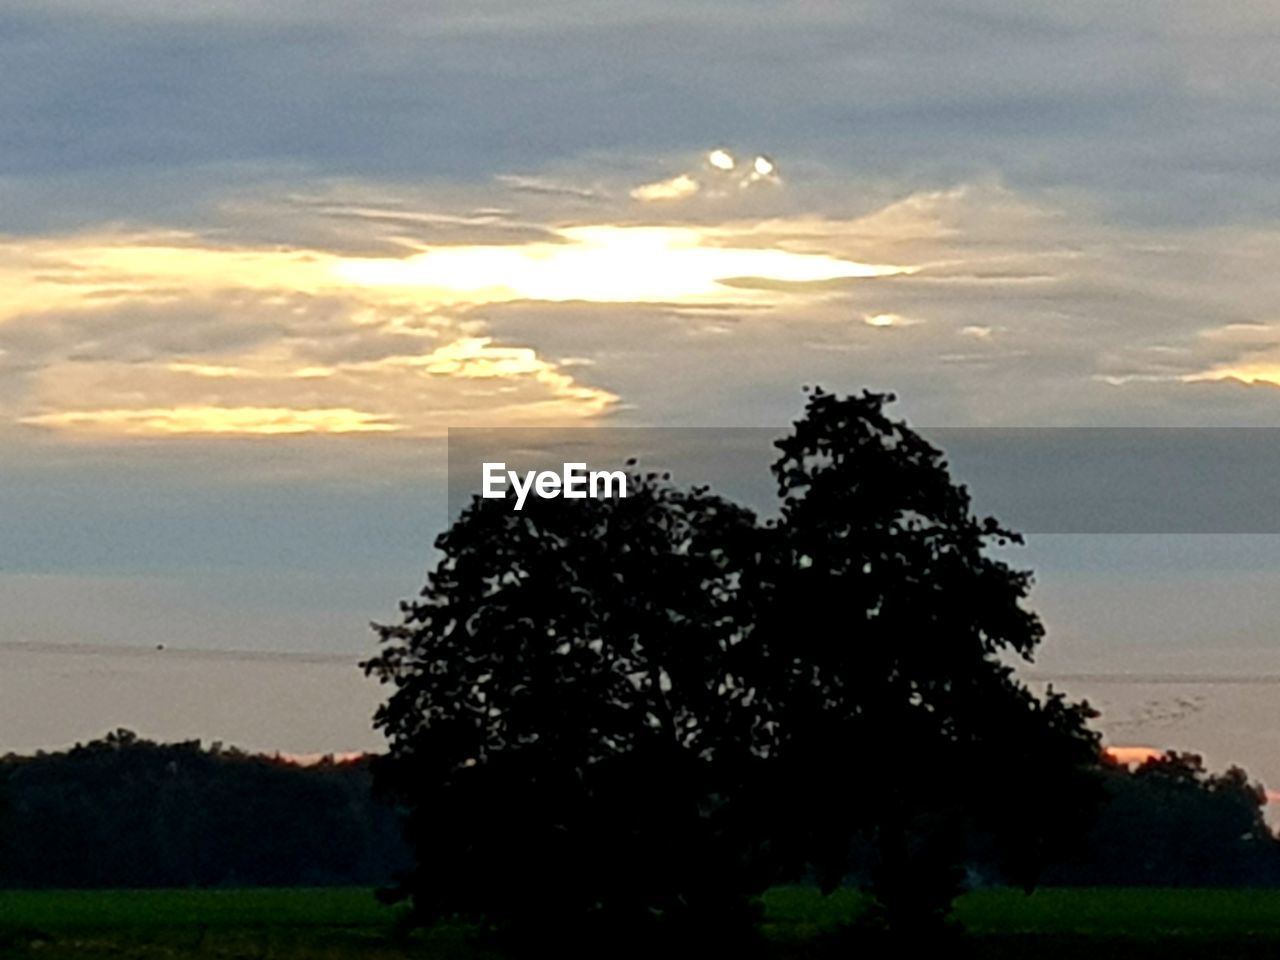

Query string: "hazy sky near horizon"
[8, 2, 1280, 782]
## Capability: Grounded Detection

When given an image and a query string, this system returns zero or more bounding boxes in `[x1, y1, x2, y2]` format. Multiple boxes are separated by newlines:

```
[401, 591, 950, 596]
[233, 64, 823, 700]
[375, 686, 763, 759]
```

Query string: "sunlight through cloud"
[332, 225, 907, 303]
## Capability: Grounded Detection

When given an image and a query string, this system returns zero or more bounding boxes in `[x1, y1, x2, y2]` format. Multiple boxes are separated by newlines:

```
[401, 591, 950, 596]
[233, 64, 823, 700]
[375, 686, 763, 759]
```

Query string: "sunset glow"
[1186, 366, 1280, 387]
[331, 225, 907, 303]
[1104, 746, 1164, 766]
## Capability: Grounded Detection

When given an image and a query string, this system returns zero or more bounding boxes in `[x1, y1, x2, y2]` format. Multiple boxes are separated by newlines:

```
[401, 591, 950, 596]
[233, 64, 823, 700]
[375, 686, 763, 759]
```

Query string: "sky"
[7, 1, 1280, 791]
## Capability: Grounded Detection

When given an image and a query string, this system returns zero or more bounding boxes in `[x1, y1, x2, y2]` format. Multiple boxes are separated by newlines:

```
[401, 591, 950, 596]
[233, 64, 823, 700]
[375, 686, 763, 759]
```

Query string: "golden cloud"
[22, 406, 400, 436]
[0, 205, 917, 439]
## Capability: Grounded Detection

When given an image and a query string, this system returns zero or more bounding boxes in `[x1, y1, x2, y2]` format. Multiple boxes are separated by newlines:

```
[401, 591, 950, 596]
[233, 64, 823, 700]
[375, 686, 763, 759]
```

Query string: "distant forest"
[0, 730, 1277, 889]
[0, 731, 409, 889]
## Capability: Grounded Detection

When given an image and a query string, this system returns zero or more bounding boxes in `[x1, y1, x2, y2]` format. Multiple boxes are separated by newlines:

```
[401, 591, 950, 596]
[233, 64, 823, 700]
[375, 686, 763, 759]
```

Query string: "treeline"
[1045, 751, 1280, 887]
[0, 730, 409, 888]
[0, 731, 1276, 889]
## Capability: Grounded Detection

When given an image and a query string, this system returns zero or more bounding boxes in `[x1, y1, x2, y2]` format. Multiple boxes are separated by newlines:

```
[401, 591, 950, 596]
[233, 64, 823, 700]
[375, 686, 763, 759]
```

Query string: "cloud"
[431, 176, 1280, 429]
[11, 0, 1280, 234]
[0, 199, 914, 439]
[630, 174, 701, 202]
[863, 313, 920, 328]
[0, 226, 629, 438]
[8, 142, 1280, 445]
[22, 406, 399, 436]
[495, 175, 607, 201]
[624, 149, 785, 207]
[707, 149, 735, 172]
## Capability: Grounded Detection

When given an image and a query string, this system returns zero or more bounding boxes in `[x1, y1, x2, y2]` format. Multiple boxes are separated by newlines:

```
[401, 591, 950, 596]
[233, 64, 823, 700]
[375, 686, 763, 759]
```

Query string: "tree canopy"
[758, 389, 1102, 928]
[362, 387, 1104, 950]
[364, 473, 767, 951]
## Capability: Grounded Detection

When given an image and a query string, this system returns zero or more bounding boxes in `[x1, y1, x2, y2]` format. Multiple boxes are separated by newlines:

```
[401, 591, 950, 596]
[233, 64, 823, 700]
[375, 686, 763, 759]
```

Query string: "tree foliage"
[1048, 751, 1276, 888]
[758, 389, 1103, 930]
[364, 474, 766, 951]
[363, 387, 1105, 948]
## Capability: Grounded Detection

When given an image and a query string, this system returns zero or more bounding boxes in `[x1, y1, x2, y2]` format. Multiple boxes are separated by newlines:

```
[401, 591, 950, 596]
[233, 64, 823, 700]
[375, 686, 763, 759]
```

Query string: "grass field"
[7, 887, 1280, 958]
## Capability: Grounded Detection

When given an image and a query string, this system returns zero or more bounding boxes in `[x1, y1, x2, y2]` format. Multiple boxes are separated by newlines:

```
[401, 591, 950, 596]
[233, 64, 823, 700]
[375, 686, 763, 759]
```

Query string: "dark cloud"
[3, 1, 1279, 229]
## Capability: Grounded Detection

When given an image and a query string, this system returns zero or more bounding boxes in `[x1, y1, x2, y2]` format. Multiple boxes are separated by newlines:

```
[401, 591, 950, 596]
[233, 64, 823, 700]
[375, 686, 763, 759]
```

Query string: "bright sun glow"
[332, 225, 908, 303]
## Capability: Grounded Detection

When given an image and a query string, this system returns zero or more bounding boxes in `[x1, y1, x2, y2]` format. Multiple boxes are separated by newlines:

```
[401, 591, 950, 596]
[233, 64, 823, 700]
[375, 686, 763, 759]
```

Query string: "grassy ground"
[7, 886, 1280, 957]
[764, 886, 1280, 938]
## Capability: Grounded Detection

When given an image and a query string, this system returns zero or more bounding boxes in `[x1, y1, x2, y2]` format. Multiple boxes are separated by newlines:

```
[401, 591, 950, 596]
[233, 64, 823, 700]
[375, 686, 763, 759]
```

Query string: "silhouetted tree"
[363, 473, 767, 955]
[756, 388, 1102, 938]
